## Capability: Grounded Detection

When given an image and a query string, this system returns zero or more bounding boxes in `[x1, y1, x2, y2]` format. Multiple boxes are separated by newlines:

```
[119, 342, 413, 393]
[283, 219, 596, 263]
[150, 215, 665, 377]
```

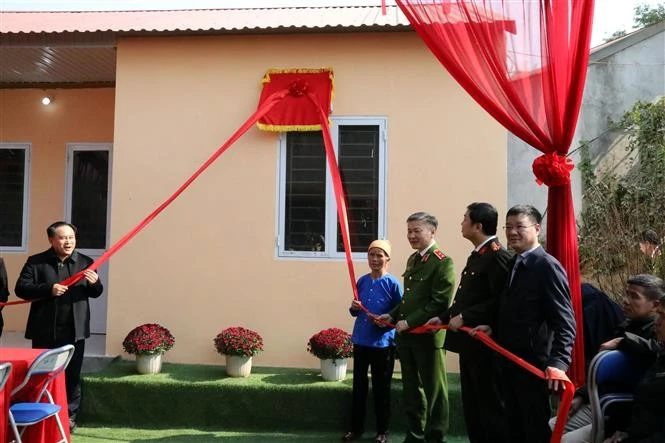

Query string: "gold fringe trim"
[257, 119, 333, 133]
[261, 67, 334, 85]
[257, 123, 322, 132]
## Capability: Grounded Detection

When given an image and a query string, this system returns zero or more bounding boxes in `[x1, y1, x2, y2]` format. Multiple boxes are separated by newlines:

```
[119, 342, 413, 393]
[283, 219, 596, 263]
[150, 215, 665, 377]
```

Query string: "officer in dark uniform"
[427, 202, 511, 443]
[377, 212, 455, 443]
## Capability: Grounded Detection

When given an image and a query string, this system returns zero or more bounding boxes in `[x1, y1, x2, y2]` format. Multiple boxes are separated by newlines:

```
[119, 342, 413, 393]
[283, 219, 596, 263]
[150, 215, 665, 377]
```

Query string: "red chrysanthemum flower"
[214, 326, 264, 357]
[307, 327, 353, 361]
[122, 323, 175, 355]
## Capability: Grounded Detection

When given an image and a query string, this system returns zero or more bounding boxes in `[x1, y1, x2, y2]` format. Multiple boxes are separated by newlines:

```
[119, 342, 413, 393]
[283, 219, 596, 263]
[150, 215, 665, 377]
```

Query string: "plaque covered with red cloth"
[256, 68, 333, 132]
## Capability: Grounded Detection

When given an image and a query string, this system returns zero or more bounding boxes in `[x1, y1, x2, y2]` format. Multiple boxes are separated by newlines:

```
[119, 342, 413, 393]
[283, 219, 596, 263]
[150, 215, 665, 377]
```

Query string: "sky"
[0, 0, 663, 46]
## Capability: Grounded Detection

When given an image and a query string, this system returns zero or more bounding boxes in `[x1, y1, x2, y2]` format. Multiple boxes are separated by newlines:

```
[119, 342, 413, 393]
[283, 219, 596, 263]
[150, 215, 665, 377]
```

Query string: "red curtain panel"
[395, 0, 595, 387]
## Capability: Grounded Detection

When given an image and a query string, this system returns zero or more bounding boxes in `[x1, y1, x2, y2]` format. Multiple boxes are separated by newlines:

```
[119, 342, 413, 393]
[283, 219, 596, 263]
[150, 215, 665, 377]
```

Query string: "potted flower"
[122, 323, 175, 374]
[214, 326, 264, 377]
[307, 327, 353, 381]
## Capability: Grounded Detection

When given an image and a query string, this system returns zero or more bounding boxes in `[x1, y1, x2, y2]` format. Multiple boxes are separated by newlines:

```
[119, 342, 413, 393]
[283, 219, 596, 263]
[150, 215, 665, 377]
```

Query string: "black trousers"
[32, 337, 85, 421]
[458, 347, 507, 443]
[349, 344, 396, 434]
[500, 365, 552, 443]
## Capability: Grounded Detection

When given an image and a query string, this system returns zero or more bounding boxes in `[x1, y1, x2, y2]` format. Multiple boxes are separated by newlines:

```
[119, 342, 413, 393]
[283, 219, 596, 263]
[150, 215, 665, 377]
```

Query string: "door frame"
[64, 142, 113, 336]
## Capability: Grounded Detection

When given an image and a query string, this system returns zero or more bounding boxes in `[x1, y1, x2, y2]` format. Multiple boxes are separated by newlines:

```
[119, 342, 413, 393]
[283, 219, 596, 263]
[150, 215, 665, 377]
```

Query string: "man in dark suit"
[15, 221, 103, 431]
[0, 257, 9, 337]
[475, 204, 576, 443]
[426, 202, 511, 443]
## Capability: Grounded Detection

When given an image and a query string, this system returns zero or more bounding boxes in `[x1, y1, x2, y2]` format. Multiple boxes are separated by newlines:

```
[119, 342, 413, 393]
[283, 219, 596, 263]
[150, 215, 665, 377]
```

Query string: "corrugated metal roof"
[0, 6, 410, 34]
[0, 5, 511, 87]
[0, 46, 116, 84]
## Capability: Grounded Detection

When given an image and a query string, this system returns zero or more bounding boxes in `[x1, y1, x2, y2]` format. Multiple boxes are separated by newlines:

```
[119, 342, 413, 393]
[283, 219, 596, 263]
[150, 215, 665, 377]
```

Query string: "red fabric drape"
[395, 0, 593, 389]
[257, 68, 334, 132]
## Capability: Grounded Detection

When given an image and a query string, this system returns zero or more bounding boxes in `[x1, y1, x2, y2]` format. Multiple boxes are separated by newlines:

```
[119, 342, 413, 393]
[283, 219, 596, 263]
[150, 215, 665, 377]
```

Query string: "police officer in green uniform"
[376, 212, 455, 443]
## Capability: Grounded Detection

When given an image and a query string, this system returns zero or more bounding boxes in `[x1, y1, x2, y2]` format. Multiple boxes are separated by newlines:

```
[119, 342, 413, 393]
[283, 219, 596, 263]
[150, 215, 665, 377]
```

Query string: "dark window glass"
[284, 132, 326, 252]
[284, 125, 380, 254]
[71, 150, 109, 249]
[336, 126, 380, 252]
[0, 148, 26, 247]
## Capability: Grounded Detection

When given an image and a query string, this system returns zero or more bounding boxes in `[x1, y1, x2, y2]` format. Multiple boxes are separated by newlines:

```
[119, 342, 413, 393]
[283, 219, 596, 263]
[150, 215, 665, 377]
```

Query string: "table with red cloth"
[0, 348, 71, 443]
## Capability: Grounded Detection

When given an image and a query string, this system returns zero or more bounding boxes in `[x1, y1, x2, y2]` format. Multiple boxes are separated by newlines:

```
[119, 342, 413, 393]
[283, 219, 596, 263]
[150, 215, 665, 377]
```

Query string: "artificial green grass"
[72, 426, 472, 442]
[81, 359, 465, 435]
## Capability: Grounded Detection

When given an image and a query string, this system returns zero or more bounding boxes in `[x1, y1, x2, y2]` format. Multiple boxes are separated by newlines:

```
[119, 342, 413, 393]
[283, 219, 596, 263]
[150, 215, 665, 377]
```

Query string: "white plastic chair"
[0, 361, 11, 393]
[8, 344, 75, 443]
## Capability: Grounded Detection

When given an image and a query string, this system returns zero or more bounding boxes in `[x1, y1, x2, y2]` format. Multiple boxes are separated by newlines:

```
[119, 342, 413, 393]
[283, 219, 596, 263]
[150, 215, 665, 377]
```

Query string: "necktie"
[509, 255, 522, 286]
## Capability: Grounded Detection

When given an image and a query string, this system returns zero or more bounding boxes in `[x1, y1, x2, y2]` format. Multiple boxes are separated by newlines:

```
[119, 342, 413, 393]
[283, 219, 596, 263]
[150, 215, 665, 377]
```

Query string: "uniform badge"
[478, 245, 489, 256]
[433, 249, 446, 260]
[422, 253, 430, 263]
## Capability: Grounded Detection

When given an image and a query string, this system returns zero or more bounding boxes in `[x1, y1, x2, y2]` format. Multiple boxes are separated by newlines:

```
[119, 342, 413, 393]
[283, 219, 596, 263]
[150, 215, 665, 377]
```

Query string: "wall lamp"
[41, 95, 54, 106]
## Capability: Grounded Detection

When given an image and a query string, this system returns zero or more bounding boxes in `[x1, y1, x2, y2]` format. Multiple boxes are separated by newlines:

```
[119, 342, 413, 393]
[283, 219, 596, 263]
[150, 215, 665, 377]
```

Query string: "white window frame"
[0, 143, 31, 252]
[276, 116, 388, 259]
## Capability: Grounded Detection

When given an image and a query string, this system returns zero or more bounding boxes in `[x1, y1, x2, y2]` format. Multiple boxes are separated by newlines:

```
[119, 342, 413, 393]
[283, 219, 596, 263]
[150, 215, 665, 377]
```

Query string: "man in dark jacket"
[604, 295, 665, 443]
[426, 202, 511, 443]
[556, 274, 662, 441]
[0, 257, 9, 337]
[15, 221, 103, 431]
[475, 204, 576, 443]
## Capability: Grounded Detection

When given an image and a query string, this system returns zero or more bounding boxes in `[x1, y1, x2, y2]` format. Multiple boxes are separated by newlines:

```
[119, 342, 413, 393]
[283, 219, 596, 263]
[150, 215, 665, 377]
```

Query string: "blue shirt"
[350, 273, 403, 348]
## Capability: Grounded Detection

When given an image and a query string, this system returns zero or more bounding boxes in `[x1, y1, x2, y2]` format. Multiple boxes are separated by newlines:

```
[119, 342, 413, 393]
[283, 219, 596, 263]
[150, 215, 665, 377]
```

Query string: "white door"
[65, 143, 112, 335]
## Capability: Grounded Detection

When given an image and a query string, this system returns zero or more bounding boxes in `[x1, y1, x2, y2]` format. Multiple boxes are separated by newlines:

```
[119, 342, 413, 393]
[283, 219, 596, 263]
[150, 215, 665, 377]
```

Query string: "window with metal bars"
[277, 117, 386, 258]
[0, 144, 29, 250]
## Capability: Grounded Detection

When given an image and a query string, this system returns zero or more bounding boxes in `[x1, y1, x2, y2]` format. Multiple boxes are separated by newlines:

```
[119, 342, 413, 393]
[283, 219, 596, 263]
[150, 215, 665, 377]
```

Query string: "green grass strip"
[73, 426, 471, 443]
[81, 359, 464, 435]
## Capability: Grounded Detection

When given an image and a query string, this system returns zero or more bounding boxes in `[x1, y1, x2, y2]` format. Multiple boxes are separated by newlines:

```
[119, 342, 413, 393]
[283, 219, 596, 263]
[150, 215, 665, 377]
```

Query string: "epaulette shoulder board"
[491, 242, 501, 251]
[433, 249, 446, 260]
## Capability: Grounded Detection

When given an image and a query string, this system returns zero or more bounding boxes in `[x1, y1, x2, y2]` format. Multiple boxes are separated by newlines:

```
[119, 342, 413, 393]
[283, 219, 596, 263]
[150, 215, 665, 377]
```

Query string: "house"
[0, 5, 508, 368]
[507, 20, 665, 223]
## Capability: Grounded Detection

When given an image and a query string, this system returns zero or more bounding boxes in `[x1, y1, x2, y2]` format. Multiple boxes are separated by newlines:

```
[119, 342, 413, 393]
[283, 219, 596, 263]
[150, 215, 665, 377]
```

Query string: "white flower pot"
[320, 358, 348, 381]
[136, 353, 163, 374]
[225, 355, 253, 377]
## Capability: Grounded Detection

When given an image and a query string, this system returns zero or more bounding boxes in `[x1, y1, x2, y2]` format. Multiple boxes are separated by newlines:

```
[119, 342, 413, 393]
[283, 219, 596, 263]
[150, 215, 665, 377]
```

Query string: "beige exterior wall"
[0, 88, 115, 330]
[109, 32, 507, 369]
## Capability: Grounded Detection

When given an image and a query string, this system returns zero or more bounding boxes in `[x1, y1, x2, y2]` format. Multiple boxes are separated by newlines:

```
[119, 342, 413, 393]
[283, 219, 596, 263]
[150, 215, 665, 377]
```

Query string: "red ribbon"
[306, 91, 358, 301]
[367, 316, 573, 443]
[0, 88, 290, 307]
[1, 81, 360, 305]
[532, 152, 574, 187]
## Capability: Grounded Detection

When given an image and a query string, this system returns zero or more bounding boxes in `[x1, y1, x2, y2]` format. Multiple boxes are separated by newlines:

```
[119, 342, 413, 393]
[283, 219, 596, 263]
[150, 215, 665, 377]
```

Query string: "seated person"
[582, 282, 625, 372]
[553, 275, 662, 441]
[603, 295, 665, 443]
[562, 293, 665, 443]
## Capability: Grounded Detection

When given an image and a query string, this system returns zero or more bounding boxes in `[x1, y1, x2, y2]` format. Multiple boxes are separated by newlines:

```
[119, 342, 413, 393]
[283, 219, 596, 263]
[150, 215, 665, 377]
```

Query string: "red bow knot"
[532, 153, 574, 187]
[288, 79, 309, 97]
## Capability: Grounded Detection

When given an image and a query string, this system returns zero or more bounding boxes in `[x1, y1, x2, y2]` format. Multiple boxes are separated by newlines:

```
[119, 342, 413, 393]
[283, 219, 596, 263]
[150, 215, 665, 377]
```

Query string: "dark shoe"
[375, 433, 389, 443]
[69, 418, 77, 433]
[341, 431, 363, 441]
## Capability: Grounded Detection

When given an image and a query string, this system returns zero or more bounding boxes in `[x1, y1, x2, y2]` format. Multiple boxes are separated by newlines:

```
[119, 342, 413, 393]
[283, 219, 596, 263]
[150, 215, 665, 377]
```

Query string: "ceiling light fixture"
[41, 95, 54, 106]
